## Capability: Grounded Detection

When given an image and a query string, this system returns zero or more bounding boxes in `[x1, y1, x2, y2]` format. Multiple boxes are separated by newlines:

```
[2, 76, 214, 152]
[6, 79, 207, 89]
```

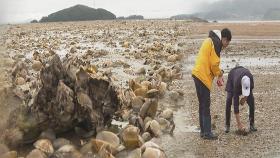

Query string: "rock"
[57, 145, 76, 152]
[70, 47, 76, 54]
[127, 148, 142, 158]
[123, 41, 130, 48]
[146, 99, 158, 119]
[103, 61, 113, 68]
[129, 79, 142, 91]
[169, 91, 179, 101]
[146, 89, 159, 98]
[77, 92, 93, 110]
[134, 87, 148, 98]
[128, 115, 144, 132]
[79, 142, 92, 156]
[121, 126, 143, 149]
[140, 99, 158, 119]
[144, 117, 152, 125]
[142, 132, 152, 142]
[15, 77, 25, 85]
[33, 139, 54, 154]
[122, 109, 132, 121]
[161, 109, 173, 120]
[18, 69, 28, 79]
[0, 144, 9, 156]
[96, 131, 120, 148]
[2, 58, 14, 67]
[136, 67, 145, 75]
[157, 118, 170, 130]
[53, 145, 82, 158]
[158, 82, 167, 96]
[91, 139, 117, 155]
[167, 54, 178, 62]
[53, 138, 71, 150]
[142, 147, 163, 158]
[1, 128, 23, 148]
[141, 81, 152, 89]
[0, 151, 17, 158]
[131, 96, 144, 113]
[26, 149, 47, 158]
[32, 61, 43, 71]
[141, 141, 160, 149]
[39, 129, 56, 142]
[140, 99, 152, 118]
[145, 120, 161, 137]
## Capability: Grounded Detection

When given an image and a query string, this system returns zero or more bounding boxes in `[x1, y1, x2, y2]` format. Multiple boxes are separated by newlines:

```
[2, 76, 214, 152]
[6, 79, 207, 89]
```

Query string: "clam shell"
[141, 81, 152, 89]
[146, 89, 159, 98]
[140, 99, 152, 118]
[57, 144, 76, 153]
[142, 132, 152, 142]
[32, 61, 42, 71]
[39, 129, 56, 142]
[33, 139, 54, 154]
[26, 149, 47, 158]
[136, 67, 146, 75]
[146, 99, 158, 118]
[0, 151, 17, 158]
[53, 138, 71, 150]
[77, 92, 93, 110]
[134, 87, 148, 97]
[0, 144, 9, 155]
[157, 118, 170, 130]
[91, 139, 117, 154]
[127, 148, 142, 158]
[167, 54, 179, 62]
[169, 91, 179, 101]
[158, 82, 167, 95]
[142, 147, 161, 158]
[131, 96, 144, 113]
[96, 131, 120, 148]
[121, 126, 142, 149]
[15, 77, 25, 85]
[145, 120, 161, 137]
[161, 109, 173, 120]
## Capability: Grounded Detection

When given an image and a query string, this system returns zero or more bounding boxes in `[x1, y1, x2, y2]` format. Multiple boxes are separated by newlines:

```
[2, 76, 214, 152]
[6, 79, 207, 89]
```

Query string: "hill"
[170, 14, 208, 22]
[39, 4, 116, 22]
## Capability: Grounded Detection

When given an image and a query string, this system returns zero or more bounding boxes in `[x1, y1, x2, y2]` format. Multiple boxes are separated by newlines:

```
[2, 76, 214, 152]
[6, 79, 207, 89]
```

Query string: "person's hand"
[240, 96, 247, 106]
[216, 76, 224, 87]
[237, 122, 245, 131]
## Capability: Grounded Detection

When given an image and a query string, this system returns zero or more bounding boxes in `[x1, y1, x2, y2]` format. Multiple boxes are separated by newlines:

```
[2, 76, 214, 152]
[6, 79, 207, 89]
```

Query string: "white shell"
[33, 139, 54, 154]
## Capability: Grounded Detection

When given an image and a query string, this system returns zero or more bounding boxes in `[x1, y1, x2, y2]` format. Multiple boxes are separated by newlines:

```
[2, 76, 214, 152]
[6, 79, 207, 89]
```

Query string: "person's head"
[221, 28, 232, 49]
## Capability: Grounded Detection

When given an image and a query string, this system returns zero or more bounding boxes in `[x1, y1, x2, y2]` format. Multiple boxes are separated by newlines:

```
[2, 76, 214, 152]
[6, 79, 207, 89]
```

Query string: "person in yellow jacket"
[192, 28, 231, 140]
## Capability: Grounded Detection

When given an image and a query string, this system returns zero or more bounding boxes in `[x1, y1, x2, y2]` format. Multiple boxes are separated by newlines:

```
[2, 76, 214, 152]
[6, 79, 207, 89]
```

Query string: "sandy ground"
[155, 22, 280, 158]
[0, 21, 280, 157]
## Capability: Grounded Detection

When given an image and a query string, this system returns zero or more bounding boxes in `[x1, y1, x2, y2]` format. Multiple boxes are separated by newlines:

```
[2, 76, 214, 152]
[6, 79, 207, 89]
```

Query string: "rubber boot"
[249, 117, 257, 132]
[225, 125, 230, 133]
[203, 116, 218, 140]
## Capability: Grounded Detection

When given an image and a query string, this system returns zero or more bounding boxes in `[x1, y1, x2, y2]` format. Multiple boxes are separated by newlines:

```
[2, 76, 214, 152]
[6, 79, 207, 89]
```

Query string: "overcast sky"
[0, 0, 220, 24]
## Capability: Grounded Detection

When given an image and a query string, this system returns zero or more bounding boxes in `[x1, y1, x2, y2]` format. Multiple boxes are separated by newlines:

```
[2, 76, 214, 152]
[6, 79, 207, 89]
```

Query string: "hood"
[209, 30, 222, 57]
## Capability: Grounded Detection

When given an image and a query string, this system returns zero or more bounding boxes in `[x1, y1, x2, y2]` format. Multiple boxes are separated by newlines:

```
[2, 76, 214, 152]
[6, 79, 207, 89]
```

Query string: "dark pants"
[193, 76, 212, 135]
[225, 91, 255, 126]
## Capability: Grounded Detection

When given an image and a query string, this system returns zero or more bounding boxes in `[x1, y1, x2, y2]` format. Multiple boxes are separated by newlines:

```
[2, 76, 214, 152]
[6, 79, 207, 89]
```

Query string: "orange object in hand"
[217, 78, 224, 87]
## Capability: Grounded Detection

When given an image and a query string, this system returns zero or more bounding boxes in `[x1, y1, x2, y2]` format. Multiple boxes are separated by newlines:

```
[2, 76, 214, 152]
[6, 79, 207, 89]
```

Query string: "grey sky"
[0, 0, 220, 24]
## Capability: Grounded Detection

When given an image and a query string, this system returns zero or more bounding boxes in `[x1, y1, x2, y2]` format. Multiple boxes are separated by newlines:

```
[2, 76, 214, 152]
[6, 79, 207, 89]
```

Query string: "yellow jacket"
[192, 38, 222, 90]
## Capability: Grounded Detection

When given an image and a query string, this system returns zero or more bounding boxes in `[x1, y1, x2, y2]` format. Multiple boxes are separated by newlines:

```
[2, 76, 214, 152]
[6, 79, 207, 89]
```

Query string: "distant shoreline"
[216, 20, 280, 23]
[1, 19, 280, 25]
